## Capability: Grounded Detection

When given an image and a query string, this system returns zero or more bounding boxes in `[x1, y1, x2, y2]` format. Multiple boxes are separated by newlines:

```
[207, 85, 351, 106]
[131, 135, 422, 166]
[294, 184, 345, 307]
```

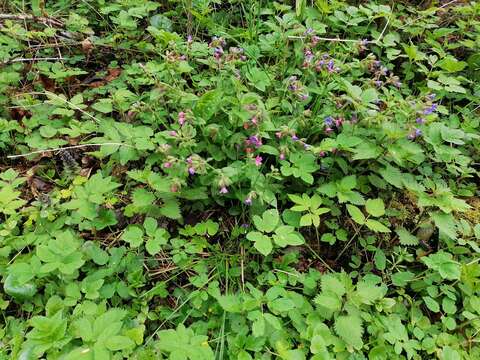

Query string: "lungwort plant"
[1, 0, 480, 359]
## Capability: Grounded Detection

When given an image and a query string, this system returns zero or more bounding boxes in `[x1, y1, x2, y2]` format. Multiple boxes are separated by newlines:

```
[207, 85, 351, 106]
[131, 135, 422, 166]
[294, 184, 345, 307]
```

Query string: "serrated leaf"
[365, 198, 385, 217]
[396, 228, 419, 246]
[346, 204, 365, 225]
[334, 315, 363, 349]
[366, 219, 390, 233]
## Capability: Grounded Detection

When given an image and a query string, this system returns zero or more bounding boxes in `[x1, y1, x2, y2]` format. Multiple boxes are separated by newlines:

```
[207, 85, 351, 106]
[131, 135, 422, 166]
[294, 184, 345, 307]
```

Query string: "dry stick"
[6, 143, 134, 159]
[288, 35, 370, 43]
[2, 57, 63, 64]
[0, 13, 63, 26]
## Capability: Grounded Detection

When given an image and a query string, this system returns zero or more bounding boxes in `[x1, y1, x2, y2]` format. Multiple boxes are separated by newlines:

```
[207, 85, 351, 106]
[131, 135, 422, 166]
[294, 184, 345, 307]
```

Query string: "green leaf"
[437, 56, 467, 72]
[253, 209, 279, 233]
[365, 219, 390, 233]
[432, 212, 457, 240]
[422, 251, 460, 280]
[365, 198, 385, 217]
[160, 198, 181, 219]
[423, 296, 440, 312]
[334, 315, 363, 350]
[121, 226, 144, 248]
[374, 249, 386, 271]
[396, 228, 419, 246]
[346, 204, 365, 225]
[92, 99, 113, 113]
[247, 231, 272, 256]
[104, 335, 135, 351]
[246, 67, 271, 92]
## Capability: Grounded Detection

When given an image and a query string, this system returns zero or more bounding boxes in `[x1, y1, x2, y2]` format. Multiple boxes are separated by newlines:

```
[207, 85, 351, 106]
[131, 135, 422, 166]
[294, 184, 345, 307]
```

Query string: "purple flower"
[423, 103, 438, 115]
[319, 151, 326, 157]
[187, 35, 193, 43]
[415, 128, 422, 137]
[244, 197, 252, 206]
[248, 135, 262, 148]
[416, 117, 425, 124]
[303, 143, 311, 150]
[304, 28, 314, 35]
[374, 80, 383, 87]
[394, 81, 402, 88]
[254, 155, 263, 167]
[188, 167, 195, 175]
[327, 60, 335, 72]
[299, 93, 309, 101]
[427, 93, 436, 100]
[291, 134, 299, 141]
[219, 186, 229, 194]
[324, 116, 334, 126]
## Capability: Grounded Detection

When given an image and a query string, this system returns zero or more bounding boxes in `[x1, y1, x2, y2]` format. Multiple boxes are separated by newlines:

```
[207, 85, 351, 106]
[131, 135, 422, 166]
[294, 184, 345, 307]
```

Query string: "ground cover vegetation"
[1, 0, 480, 359]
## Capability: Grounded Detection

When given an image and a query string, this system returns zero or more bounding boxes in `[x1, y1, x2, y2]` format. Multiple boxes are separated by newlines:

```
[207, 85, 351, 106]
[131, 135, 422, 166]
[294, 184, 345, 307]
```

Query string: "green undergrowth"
[1, 0, 480, 359]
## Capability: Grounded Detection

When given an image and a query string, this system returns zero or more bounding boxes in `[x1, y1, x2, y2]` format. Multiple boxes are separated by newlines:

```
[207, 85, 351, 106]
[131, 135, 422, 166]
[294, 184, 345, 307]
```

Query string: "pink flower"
[279, 153, 285, 160]
[244, 197, 252, 206]
[275, 131, 283, 138]
[178, 112, 186, 125]
[219, 186, 229, 194]
[163, 162, 172, 168]
[169, 130, 178, 137]
[255, 156, 263, 167]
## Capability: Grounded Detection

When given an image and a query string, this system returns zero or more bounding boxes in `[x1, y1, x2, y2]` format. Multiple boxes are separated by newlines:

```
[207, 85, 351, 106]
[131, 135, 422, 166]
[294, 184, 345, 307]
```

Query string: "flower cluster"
[324, 116, 343, 134]
[315, 54, 340, 73]
[226, 47, 247, 62]
[287, 76, 309, 101]
[407, 128, 422, 140]
[367, 57, 401, 88]
[303, 28, 321, 47]
[209, 36, 227, 60]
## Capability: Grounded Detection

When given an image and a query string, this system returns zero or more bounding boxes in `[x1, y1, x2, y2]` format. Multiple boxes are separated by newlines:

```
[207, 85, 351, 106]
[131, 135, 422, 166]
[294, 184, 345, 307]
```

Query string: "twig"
[376, 16, 391, 44]
[2, 57, 63, 64]
[288, 35, 370, 43]
[0, 13, 63, 27]
[6, 143, 134, 159]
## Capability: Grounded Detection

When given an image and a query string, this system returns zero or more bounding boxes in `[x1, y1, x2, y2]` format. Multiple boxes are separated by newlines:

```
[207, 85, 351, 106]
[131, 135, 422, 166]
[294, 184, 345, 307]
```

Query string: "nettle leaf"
[365, 219, 390, 233]
[396, 228, 419, 246]
[365, 198, 385, 217]
[432, 212, 457, 240]
[347, 204, 365, 225]
[334, 315, 363, 350]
